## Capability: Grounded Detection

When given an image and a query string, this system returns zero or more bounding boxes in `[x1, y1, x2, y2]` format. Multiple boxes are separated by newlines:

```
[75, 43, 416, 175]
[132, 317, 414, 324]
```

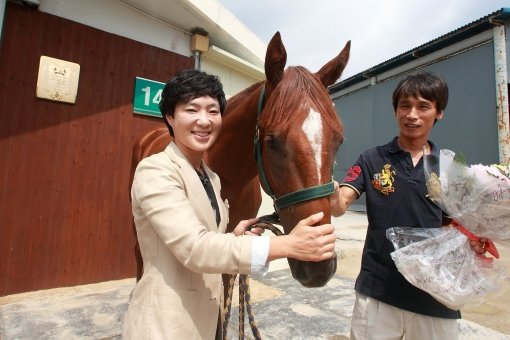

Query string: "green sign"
[133, 77, 165, 117]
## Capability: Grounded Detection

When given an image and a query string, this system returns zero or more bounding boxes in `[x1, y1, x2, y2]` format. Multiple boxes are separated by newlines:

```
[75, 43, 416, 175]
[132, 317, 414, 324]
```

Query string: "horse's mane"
[259, 67, 339, 129]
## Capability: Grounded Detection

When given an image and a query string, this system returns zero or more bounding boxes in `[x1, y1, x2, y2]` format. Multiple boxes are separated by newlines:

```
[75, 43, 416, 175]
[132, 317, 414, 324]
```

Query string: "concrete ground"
[1, 206, 510, 339]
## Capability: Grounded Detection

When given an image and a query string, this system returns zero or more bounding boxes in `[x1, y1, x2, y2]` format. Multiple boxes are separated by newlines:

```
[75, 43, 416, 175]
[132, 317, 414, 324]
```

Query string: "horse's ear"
[265, 32, 287, 86]
[315, 40, 351, 87]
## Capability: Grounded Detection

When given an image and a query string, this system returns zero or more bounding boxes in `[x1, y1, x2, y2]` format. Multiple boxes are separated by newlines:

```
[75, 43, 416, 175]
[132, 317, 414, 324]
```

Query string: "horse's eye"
[264, 135, 279, 150]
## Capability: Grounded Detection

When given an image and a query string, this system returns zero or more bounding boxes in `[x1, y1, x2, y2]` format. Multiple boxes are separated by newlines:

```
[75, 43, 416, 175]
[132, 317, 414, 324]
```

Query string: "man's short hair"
[392, 71, 449, 113]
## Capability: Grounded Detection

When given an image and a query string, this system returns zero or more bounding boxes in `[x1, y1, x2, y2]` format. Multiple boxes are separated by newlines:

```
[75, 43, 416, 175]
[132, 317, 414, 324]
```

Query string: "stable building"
[0, 0, 265, 296]
[330, 8, 510, 211]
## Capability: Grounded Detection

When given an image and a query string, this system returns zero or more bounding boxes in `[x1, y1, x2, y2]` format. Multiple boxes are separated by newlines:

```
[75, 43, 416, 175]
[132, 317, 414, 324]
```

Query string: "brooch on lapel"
[372, 164, 396, 196]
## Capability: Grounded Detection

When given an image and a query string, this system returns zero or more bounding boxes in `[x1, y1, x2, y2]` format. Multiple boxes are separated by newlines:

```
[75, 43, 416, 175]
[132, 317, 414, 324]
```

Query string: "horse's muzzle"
[287, 253, 337, 288]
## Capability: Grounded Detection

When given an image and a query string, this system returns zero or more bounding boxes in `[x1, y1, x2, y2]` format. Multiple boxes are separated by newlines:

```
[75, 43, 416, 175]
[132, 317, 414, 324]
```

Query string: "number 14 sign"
[133, 77, 165, 117]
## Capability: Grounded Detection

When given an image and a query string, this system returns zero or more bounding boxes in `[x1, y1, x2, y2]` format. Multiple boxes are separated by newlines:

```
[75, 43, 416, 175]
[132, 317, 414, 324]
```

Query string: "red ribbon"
[451, 220, 500, 259]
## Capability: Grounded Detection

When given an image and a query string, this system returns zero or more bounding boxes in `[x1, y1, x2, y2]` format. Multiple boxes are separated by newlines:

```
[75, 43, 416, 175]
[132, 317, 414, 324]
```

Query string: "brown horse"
[131, 32, 350, 287]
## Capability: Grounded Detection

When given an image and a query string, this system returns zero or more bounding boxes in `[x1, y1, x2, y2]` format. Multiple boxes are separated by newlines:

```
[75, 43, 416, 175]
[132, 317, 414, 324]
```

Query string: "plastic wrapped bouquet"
[387, 149, 509, 309]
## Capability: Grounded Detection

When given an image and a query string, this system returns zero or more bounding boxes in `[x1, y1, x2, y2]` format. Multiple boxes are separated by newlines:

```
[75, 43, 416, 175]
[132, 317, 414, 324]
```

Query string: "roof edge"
[204, 45, 265, 79]
[329, 7, 510, 94]
[185, 0, 266, 67]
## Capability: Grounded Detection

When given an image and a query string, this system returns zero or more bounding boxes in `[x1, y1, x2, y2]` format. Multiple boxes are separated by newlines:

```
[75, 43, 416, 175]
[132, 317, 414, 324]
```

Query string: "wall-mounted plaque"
[36, 56, 80, 104]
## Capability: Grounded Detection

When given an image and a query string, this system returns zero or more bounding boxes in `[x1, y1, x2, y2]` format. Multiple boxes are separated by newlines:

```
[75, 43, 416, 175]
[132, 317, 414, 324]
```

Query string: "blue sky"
[218, 1, 509, 79]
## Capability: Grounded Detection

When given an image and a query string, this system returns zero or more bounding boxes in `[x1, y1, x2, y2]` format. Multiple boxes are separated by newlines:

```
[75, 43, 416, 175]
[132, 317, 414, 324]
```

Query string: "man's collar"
[388, 137, 438, 155]
[388, 137, 401, 154]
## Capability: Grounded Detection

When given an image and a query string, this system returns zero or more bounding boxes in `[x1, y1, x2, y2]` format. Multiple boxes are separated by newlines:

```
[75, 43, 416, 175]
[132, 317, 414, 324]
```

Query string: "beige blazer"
[122, 142, 253, 340]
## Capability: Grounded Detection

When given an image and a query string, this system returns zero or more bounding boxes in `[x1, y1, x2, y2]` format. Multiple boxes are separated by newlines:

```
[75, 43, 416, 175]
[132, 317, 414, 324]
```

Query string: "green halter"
[254, 85, 335, 211]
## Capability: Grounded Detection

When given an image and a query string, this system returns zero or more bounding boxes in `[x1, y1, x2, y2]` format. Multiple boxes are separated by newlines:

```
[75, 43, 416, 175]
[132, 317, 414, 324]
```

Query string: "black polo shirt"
[340, 137, 460, 319]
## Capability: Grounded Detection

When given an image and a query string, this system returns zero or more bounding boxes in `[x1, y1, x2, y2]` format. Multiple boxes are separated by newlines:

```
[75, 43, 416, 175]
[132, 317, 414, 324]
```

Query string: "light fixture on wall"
[190, 27, 209, 71]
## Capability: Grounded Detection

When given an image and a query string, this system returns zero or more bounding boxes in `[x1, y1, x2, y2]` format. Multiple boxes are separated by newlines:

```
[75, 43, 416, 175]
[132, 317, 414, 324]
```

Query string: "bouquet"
[387, 149, 509, 310]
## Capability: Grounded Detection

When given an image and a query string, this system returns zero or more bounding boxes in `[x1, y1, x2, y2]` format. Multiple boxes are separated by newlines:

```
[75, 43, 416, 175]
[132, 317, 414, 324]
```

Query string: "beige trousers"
[350, 292, 458, 340]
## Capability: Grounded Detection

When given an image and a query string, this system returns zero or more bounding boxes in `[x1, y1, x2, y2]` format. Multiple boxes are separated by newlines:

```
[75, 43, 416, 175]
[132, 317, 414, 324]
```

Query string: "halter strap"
[254, 84, 335, 211]
[275, 182, 335, 210]
[254, 86, 275, 199]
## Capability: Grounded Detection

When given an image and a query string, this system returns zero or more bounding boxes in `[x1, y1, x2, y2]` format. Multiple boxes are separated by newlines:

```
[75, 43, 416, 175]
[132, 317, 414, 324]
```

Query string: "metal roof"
[329, 7, 510, 93]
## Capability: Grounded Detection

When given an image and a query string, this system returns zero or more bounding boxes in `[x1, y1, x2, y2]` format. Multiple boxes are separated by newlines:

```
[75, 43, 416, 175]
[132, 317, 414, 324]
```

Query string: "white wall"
[38, 0, 265, 97]
[202, 45, 264, 97]
[37, 0, 266, 109]
[202, 57, 260, 98]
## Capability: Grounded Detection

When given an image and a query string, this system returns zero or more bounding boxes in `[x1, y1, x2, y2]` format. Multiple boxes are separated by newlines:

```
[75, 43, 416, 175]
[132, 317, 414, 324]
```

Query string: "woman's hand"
[245, 226, 264, 236]
[287, 212, 336, 261]
[268, 212, 336, 262]
[232, 217, 260, 236]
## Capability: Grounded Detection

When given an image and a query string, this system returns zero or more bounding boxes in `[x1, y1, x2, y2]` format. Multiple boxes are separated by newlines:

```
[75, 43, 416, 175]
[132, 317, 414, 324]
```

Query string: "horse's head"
[257, 32, 350, 287]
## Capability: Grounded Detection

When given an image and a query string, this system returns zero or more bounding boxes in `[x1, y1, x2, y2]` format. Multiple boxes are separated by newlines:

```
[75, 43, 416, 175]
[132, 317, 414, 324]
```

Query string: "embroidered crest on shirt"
[344, 165, 361, 182]
[372, 164, 396, 195]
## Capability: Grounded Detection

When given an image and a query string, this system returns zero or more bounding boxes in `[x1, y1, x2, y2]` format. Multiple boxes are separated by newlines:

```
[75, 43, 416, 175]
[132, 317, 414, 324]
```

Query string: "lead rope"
[223, 215, 282, 340]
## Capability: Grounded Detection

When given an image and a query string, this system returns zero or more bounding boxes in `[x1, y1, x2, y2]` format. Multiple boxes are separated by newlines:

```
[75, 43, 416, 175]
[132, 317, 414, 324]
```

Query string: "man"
[330, 72, 486, 340]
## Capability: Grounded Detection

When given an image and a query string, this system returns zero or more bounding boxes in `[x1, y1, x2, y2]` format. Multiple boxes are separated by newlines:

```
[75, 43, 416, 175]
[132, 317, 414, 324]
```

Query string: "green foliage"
[452, 152, 466, 165]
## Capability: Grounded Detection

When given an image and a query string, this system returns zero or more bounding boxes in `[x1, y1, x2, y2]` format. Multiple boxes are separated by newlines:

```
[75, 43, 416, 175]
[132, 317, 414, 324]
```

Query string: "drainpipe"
[190, 32, 209, 71]
[193, 50, 201, 70]
[493, 23, 510, 164]
[0, 0, 5, 44]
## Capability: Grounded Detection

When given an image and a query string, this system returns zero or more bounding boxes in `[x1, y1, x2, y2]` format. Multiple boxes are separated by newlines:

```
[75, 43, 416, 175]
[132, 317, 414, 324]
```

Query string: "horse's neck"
[206, 86, 261, 186]
[207, 86, 265, 229]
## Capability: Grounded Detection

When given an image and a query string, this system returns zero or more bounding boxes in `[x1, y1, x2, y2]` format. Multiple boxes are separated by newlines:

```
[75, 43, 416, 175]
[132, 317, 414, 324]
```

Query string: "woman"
[123, 69, 336, 339]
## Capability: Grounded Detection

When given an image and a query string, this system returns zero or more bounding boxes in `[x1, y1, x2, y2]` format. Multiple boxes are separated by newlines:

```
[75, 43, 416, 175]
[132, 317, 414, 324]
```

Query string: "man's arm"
[330, 181, 359, 217]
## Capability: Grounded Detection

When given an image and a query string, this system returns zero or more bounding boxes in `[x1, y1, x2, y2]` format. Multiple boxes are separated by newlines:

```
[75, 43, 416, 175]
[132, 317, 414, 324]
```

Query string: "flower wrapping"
[387, 149, 509, 310]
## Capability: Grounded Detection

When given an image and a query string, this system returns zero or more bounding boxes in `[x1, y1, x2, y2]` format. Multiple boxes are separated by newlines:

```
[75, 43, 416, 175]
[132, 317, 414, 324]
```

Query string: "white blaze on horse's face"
[301, 108, 323, 182]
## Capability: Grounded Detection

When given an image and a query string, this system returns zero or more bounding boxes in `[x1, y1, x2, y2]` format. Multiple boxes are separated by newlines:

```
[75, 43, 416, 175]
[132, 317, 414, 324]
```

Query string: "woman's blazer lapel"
[165, 143, 221, 232]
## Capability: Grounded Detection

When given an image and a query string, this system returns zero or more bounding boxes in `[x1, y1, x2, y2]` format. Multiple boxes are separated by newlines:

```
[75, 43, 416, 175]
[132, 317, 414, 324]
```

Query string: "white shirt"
[251, 236, 270, 276]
